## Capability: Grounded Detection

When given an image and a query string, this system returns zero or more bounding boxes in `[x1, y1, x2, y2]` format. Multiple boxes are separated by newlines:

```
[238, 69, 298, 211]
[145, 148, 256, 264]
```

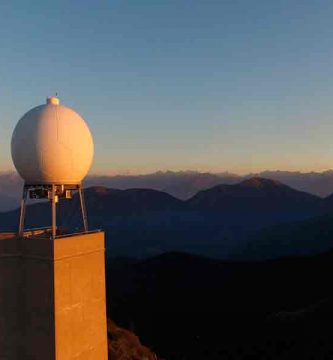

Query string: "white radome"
[11, 96, 94, 184]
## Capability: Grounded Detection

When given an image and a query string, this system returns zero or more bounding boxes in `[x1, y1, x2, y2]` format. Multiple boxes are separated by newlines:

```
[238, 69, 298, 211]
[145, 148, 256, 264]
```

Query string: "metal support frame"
[18, 185, 28, 237]
[78, 184, 88, 232]
[17, 183, 89, 239]
[51, 184, 57, 239]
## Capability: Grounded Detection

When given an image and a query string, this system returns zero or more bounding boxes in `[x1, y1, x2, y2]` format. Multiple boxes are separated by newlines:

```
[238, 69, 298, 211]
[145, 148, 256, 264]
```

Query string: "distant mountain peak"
[240, 177, 284, 188]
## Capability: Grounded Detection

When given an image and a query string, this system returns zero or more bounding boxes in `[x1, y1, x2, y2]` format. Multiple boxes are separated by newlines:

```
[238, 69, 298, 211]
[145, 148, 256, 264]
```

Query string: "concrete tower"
[0, 97, 108, 359]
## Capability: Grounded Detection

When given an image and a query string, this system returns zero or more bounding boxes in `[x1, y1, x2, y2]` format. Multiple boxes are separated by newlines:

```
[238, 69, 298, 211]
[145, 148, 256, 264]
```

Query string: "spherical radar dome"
[11, 97, 94, 184]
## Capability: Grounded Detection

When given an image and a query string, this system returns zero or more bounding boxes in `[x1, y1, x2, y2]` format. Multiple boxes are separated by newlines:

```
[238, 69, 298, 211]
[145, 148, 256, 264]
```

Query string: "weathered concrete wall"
[0, 236, 20, 360]
[20, 236, 55, 359]
[0, 231, 107, 360]
[54, 232, 108, 360]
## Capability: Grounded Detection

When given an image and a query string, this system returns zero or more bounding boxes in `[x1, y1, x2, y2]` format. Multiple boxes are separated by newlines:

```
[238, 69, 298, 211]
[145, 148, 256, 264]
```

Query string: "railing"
[0, 227, 102, 240]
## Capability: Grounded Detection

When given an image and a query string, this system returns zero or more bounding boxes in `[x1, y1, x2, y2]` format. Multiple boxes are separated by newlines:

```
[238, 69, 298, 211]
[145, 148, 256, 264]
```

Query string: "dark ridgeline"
[0, 177, 333, 259]
[1, 177, 333, 260]
[188, 177, 321, 225]
[4, 169, 333, 211]
[86, 171, 230, 200]
[83, 169, 333, 198]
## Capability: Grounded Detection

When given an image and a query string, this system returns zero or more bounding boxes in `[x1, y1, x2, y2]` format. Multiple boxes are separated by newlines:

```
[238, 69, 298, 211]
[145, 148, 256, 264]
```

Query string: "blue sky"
[1, 0, 333, 175]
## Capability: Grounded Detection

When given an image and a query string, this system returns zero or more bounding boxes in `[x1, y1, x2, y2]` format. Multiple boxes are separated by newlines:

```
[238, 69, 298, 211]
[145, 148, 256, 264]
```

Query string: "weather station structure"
[11, 95, 93, 238]
[0, 97, 108, 359]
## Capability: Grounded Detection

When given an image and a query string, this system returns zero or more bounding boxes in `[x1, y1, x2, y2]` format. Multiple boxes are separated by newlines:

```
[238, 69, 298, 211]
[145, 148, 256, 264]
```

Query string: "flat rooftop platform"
[0, 227, 102, 240]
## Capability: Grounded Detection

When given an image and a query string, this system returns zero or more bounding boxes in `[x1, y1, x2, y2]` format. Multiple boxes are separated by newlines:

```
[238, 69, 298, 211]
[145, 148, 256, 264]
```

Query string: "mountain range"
[84, 169, 333, 199]
[2, 169, 333, 212]
[2, 176, 333, 260]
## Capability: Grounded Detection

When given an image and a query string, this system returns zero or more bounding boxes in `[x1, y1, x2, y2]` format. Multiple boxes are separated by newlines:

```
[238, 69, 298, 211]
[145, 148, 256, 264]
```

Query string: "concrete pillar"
[0, 231, 108, 360]
[0, 235, 21, 359]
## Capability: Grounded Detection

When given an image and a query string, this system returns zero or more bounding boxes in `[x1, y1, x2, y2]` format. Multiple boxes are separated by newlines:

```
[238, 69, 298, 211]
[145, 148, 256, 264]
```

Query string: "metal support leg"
[78, 185, 88, 232]
[18, 185, 28, 237]
[51, 184, 57, 239]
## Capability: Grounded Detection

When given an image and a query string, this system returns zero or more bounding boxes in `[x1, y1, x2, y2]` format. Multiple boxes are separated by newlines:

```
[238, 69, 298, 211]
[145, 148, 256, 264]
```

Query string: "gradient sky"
[1, 0, 333, 175]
